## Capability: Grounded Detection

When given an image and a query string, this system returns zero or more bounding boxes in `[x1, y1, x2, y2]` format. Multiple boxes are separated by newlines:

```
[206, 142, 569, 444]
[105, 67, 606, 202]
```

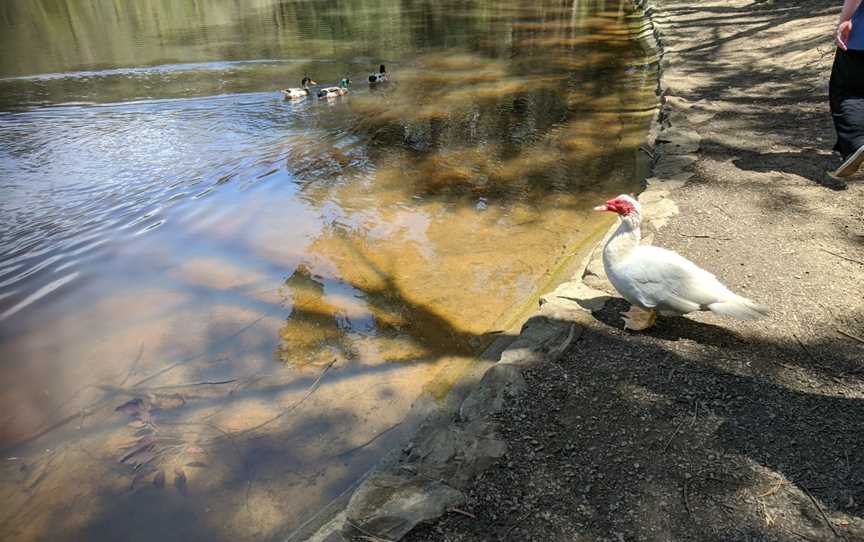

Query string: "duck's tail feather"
[707, 295, 769, 320]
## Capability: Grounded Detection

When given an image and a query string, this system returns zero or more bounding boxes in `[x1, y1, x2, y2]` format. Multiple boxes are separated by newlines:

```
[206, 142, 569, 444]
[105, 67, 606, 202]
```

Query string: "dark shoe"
[835, 145, 864, 177]
[820, 170, 849, 190]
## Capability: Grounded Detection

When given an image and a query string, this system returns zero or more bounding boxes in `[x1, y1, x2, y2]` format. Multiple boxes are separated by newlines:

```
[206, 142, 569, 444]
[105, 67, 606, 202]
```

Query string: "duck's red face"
[594, 196, 637, 216]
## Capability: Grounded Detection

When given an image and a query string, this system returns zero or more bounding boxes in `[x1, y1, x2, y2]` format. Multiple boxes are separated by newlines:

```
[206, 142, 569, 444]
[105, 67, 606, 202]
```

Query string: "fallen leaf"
[185, 461, 208, 468]
[174, 467, 187, 496]
[136, 411, 153, 424]
[119, 436, 156, 463]
[153, 470, 165, 488]
[130, 450, 157, 469]
[133, 427, 154, 437]
[116, 398, 146, 415]
[129, 470, 151, 492]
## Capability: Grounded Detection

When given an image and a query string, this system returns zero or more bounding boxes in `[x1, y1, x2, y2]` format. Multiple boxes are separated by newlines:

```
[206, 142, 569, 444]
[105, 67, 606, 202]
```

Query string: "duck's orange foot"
[621, 305, 657, 331]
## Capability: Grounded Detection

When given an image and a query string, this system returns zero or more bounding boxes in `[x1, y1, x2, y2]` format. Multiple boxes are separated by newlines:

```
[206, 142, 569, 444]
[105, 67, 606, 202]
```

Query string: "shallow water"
[0, 0, 657, 539]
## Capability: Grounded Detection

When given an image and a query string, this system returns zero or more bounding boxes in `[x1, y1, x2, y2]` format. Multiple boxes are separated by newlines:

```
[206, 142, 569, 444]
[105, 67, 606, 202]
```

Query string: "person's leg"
[830, 49, 864, 177]
[830, 49, 848, 156]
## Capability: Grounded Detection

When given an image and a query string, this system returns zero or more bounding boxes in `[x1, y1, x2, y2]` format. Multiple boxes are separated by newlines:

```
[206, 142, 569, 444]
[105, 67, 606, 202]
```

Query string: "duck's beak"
[310, 80, 317, 85]
[594, 204, 609, 212]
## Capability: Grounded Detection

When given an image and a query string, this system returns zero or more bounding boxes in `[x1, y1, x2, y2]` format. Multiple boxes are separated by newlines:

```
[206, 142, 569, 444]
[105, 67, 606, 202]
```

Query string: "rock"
[497, 345, 542, 366]
[642, 197, 679, 231]
[652, 153, 698, 177]
[540, 281, 611, 313]
[345, 472, 464, 541]
[408, 422, 507, 488]
[459, 363, 526, 423]
[656, 128, 701, 155]
[498, 315, 578, 366]
[637, 189, 670, 207]
[664, 95, 717, 120]
[645, 172, 693, 191]
[582, 273, 615, 293]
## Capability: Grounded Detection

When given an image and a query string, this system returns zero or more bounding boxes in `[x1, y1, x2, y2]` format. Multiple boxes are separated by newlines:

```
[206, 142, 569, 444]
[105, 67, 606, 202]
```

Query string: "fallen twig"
[683, 476, 693, 519]
[801, 485, 845, 541]
[398, 465, 445, 484]
[236, 358, 337, 436]
[758, 497, 775, 526]
[710, 202, 733, 218]
[131, 316, 265, 388]
[757, 480, 786, 498]
[836, 328, 864, 346]
[662, 418, 687, 453]
[11, 409, 94, 450]
[448, 507, 477, 519]
[678, 233, 732, 240]
[120, 344, 145, 387]
[335, 422, 402, 459]
[139, 379, 238, 390]
[98, 379, 239, 396]
[793, 335, 847, 383]
[662, 401, 698, 453]
[793, 334, 820, 365]
[820, 247, 864, 266]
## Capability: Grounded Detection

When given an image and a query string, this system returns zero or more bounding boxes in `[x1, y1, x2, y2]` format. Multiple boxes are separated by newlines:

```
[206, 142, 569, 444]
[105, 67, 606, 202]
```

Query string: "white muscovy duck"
[595, 194, 769, 331]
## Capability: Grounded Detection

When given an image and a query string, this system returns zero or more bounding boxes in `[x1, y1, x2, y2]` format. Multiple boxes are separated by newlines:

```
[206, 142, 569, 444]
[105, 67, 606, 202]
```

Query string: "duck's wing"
[618, 246, 733, 314]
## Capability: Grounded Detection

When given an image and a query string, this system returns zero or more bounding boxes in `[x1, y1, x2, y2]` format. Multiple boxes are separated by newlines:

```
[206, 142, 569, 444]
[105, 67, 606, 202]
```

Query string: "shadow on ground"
[407, 303, 864, 541]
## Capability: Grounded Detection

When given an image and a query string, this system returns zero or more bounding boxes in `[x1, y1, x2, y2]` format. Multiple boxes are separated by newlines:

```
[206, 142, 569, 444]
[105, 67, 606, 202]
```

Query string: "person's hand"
[837, 20, 853, 51]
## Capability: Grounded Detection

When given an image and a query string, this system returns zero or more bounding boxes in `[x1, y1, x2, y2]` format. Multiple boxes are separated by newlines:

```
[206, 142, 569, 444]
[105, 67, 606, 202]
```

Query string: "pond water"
[0, 0, 657, 540]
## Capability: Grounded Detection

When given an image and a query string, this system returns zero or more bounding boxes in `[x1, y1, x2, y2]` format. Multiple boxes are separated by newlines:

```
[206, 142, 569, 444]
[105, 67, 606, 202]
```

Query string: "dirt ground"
[404, 1, 864, 541]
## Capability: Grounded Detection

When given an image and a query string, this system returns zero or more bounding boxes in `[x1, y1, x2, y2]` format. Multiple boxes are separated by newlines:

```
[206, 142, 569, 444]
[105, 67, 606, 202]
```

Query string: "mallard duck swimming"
[368, 64, 389, 84]
[317, 78, 350, 98]
[281, 76, 317, 99]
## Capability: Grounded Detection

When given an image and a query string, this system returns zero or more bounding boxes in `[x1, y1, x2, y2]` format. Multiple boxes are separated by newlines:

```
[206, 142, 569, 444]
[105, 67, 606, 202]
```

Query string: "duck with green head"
[282, 76, 317, 99]
[317, 78, 350, 98]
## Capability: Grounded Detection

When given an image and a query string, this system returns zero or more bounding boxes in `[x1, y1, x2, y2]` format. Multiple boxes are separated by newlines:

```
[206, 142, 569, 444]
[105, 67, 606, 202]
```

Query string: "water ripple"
[0, 272, 79, 321]
[0, 90, 341, 315]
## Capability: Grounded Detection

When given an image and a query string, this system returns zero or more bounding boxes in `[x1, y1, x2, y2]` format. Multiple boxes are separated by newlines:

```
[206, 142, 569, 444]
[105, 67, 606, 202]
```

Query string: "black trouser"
[830, 48, 864, 158]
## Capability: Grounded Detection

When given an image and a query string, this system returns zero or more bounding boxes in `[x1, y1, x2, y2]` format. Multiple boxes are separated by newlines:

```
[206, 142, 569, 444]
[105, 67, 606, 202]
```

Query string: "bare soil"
[404, 1, 864, 540]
